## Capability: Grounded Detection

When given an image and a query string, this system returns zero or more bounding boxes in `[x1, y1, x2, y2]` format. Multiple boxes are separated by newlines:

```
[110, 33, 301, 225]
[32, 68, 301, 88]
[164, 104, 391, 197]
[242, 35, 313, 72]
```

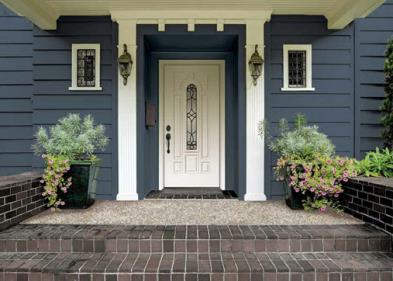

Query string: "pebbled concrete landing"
[22, 200, 361, 225]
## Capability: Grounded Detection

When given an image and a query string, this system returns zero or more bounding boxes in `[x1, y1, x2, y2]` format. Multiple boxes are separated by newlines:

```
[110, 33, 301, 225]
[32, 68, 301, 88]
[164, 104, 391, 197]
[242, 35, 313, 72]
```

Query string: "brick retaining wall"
[0, 171, 45, 230]
[342, 177, 393, 235]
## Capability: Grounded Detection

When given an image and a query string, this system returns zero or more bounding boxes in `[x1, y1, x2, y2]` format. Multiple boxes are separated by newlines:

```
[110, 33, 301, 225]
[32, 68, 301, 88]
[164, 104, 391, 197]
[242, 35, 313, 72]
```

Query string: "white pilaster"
[244, 20, 267, 201]
[116, 19, 138, 200]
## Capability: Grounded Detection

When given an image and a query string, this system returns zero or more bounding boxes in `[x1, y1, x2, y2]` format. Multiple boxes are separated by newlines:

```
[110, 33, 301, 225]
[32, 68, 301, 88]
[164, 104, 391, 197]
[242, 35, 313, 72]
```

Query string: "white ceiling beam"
[326, 0, 384, 29]
[0, 0, 59, 30]
[111, 10, 272, 23]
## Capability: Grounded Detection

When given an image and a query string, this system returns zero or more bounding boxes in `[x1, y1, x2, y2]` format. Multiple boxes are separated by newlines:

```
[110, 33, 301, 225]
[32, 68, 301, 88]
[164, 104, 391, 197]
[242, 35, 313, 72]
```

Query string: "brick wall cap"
[350, 176, 393, 189]
[0, 171, 42, 189]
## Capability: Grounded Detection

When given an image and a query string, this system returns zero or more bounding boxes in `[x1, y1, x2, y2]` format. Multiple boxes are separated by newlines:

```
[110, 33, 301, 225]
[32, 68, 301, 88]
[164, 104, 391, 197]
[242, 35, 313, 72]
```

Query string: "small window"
[69, 44, 102, 91]
[282, 45, 314, 91]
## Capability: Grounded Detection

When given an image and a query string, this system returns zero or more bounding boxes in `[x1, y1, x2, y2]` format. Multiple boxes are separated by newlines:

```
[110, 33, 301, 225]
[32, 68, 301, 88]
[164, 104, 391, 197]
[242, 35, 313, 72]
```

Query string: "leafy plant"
[40, 155, 72, 210]
[381, 38, 393, 149]
[259, 114, 335, 161]
[356, 148, 393, 177]
[33, 114, 109, 210]
[33, 114, 109, 160]
[276, 155, 357, 212]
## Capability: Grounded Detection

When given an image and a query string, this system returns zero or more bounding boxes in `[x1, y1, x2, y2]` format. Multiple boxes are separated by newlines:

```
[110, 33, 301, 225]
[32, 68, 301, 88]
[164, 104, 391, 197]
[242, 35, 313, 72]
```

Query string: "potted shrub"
[260, 114, 357, 211]
[276, 155, 357, 211]
[33, 114, 109, 210]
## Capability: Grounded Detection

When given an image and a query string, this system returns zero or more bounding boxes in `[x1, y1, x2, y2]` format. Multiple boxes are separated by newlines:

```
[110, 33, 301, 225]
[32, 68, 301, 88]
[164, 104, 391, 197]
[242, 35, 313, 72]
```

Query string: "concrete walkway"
[23, 200, 361, 225]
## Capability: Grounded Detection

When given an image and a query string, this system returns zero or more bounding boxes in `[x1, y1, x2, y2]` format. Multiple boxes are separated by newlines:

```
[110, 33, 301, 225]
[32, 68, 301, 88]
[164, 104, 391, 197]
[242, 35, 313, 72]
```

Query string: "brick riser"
[3, 271, 393, 281]
[1, 252, 393, 281]
[0, 237, 390, 253]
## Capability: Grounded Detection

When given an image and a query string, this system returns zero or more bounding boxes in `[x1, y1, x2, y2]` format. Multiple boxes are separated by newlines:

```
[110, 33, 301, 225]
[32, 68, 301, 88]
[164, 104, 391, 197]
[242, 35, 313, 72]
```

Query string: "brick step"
[1, 251, 393, 281]
[0, 224, 390, 253]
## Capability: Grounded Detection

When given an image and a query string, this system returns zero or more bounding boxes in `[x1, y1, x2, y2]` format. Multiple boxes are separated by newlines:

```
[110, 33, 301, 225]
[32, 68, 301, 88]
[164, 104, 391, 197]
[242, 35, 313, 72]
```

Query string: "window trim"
[281, 44, 315, 92]
[69, 43, 102, 91]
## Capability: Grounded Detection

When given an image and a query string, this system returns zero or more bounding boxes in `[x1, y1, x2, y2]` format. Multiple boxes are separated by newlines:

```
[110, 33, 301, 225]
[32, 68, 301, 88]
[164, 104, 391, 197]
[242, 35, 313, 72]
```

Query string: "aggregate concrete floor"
[23, 200, 362, 225]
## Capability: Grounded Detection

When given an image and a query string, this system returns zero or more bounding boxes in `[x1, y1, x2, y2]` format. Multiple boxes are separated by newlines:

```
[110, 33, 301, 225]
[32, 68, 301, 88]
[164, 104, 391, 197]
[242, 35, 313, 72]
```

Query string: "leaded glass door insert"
[186, 84, 197, 150]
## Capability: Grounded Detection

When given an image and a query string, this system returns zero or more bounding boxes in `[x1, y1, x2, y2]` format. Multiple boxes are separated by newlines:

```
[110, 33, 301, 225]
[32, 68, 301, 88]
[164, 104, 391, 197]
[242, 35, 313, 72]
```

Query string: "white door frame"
[158, 60, 226, 190]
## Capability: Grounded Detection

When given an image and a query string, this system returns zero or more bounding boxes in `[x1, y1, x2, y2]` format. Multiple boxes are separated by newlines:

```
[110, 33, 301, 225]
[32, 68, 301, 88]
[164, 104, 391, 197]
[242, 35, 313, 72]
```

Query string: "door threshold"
[145, 188, 238, 199]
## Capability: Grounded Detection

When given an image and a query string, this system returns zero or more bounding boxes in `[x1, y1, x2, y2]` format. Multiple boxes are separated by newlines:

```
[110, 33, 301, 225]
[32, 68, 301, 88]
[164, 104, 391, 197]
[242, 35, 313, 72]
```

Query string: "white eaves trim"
[0, 0, 59, 30]
[326, 0, 385, 29]
[0, 0, 384, 31]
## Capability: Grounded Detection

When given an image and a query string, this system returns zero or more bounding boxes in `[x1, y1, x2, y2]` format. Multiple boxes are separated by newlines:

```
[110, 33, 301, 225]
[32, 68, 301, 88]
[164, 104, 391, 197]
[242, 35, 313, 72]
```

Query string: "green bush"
[356, 148, 393, 178]
[33, 113, 109, 161]
[381, 38, 393, 149]
[260, 114, 335, 161]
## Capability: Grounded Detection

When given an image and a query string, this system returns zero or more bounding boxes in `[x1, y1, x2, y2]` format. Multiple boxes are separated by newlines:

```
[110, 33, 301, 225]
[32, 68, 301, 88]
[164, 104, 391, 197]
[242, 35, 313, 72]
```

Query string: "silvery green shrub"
[259, 114, 335, 161]
[33, 114, 109, 160]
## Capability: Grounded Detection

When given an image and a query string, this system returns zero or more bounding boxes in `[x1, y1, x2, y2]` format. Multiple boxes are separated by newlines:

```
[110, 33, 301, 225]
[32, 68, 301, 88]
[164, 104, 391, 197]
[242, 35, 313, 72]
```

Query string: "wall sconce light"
[118, 44, 133, 85]
[248, 44, 264, 86]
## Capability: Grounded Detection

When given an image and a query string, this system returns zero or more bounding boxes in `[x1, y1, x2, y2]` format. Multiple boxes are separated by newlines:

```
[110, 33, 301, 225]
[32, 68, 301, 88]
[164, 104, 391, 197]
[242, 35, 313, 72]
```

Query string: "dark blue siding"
[32, 16, 118, 199]
[0, 5, 33, 176]
[354, 0, 393, 158]
[264, 16, 356, 199]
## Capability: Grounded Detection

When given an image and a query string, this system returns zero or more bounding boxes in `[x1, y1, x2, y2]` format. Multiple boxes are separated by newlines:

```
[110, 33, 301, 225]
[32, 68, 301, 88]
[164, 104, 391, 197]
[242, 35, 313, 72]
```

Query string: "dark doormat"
[145, 187, 238, 199]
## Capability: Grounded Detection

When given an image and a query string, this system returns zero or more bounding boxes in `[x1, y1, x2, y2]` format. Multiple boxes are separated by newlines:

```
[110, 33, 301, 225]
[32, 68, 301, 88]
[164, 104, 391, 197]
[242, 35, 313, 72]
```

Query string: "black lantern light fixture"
[248, 44, 264, 86]
[118, 44, 133, 85]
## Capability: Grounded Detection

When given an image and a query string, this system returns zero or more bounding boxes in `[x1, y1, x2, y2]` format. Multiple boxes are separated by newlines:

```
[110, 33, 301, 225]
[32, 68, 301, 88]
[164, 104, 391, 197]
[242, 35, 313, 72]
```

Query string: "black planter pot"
[60, 161, 99, 209]
[284, 179, 306, 210]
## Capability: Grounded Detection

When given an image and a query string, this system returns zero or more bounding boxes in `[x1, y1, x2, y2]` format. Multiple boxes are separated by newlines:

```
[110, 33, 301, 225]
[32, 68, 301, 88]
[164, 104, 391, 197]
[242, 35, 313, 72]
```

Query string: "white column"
[116, 20, 138, 200]
[244, 20, 267, 201]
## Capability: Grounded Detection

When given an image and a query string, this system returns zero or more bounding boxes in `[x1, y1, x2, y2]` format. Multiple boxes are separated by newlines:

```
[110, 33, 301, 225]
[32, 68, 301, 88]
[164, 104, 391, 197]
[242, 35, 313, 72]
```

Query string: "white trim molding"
[111, 10, 272, 32]
[69, 44, 102, 91]
[281, 44, 315, 92]
[116, 19, 138, 201]
[244, 19, 267, 201]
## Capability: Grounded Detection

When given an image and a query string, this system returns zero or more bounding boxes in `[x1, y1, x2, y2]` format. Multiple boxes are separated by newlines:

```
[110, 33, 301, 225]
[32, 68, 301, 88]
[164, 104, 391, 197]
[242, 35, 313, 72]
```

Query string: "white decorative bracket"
[217, 20, 224, 32]
[187, 19, 195, 32]
[158, 19, 166, 32]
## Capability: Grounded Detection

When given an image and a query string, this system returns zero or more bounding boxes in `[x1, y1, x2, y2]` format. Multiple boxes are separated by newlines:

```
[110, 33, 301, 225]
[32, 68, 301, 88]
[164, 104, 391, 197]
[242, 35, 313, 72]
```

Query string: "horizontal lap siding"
[0, 4, 33, 175]
[32, 17, 118, 199]
[355, 0, 393, 158]
[264, 16, 355, 199]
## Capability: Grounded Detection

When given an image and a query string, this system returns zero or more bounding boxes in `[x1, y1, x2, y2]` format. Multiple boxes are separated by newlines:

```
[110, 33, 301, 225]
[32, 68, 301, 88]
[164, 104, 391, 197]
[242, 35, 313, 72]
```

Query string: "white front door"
[160, 61, 224, 188]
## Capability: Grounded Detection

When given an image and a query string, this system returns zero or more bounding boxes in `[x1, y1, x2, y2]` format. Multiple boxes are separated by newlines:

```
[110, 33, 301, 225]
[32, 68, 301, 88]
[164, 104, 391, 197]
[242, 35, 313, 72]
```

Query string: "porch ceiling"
[0, 0, 384, 30]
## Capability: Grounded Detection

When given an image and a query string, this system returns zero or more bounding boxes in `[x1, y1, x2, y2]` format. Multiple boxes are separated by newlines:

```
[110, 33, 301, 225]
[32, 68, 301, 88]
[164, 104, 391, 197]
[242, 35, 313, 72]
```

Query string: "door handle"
[166, 133, 171, 154]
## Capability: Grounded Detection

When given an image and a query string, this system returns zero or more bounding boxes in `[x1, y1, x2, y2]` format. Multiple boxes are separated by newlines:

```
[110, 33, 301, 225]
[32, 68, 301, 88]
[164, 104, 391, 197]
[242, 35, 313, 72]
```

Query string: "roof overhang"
[0, 0, 385, 30]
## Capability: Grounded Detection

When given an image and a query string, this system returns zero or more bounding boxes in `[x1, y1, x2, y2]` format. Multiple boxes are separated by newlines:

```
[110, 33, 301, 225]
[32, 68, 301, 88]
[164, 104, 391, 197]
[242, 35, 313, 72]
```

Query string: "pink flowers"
[41, 154, 72, 210]
[276, 155, 357, 211]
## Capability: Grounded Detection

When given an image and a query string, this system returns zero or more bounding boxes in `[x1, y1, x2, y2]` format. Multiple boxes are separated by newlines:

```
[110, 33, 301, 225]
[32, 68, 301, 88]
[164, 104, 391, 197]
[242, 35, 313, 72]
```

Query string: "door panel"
[162, 63, 222, 187]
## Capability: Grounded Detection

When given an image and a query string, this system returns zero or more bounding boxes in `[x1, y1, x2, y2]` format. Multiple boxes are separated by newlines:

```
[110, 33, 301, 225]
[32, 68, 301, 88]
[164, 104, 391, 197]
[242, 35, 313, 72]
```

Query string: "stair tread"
[1, 251, 393, 273]
[0, 224, 388, 240]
